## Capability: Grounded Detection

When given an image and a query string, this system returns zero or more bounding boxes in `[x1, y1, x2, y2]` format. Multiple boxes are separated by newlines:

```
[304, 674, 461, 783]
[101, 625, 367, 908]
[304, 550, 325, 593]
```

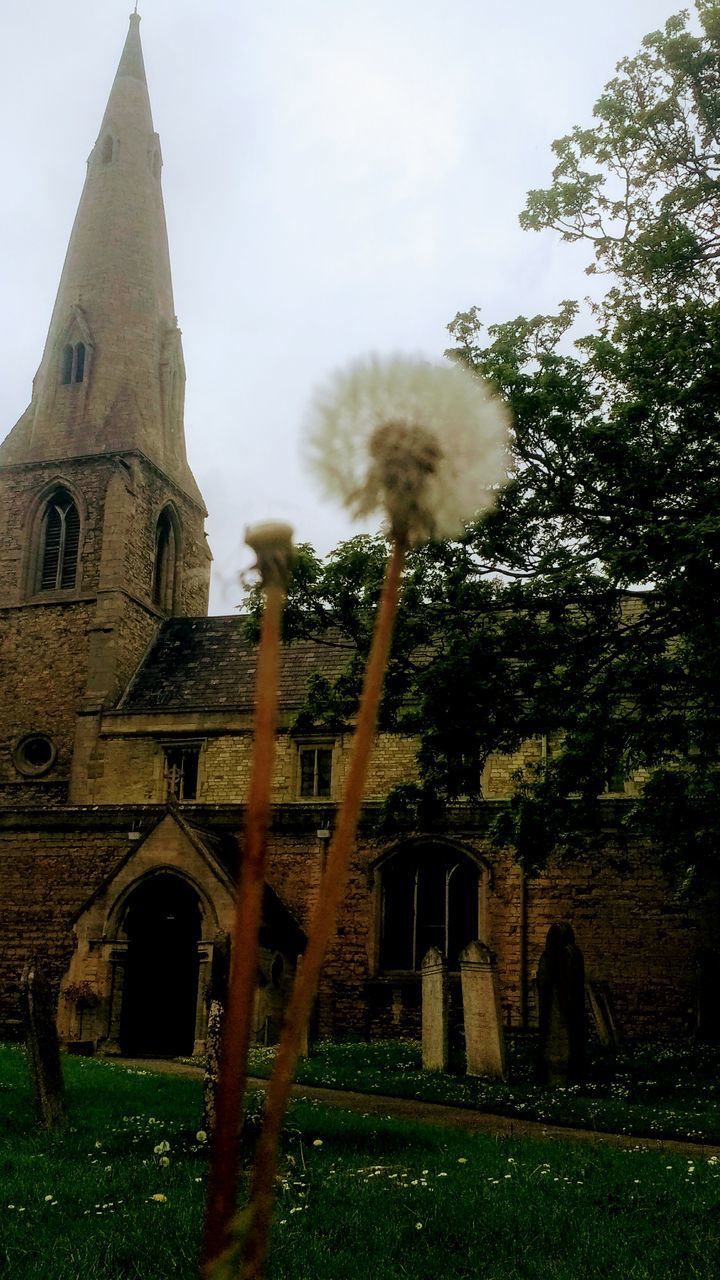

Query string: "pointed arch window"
[100, 133, 114, 164]
[153, 508, 179, 612]
[60, 342, 86, 385]
[39, 491, 81, 592]
[379, 845, 481, 972]
[61, 345, 74, 385]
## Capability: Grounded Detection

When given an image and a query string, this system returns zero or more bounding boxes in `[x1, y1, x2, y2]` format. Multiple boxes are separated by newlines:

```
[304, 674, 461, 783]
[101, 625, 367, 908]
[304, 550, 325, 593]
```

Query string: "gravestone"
[21, 958, 66, 1130]
[295, 955, 309, 1059]
[587, 981, 619, 1049]
[537, 922, 586, 1085]
[459, 941, 507, 1078]
[421, 947, 448, 1071]
[203, 932, 230, 1135]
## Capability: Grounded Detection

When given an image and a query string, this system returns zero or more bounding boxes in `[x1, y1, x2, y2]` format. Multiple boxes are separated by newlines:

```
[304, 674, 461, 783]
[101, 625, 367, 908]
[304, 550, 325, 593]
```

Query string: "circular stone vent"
[13, 733, 57, 777]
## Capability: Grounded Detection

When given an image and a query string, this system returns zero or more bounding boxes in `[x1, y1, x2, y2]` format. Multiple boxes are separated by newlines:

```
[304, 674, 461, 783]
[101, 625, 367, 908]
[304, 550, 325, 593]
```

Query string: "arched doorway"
[119, 875, 201, 1056]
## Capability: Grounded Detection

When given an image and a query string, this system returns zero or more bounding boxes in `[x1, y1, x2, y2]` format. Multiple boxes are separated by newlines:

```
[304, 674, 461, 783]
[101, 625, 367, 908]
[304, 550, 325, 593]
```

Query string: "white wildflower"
[303, 354, 510, 545]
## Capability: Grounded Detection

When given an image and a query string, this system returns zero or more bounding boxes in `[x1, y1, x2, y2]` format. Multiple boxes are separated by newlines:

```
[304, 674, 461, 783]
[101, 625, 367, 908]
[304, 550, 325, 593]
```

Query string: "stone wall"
[0, 450, 209, 808]
[0, 802, 702, 1044]
[78, 728, 420, 806]
[301, 827, 699, 1042]
[0, 822, 129, 1037]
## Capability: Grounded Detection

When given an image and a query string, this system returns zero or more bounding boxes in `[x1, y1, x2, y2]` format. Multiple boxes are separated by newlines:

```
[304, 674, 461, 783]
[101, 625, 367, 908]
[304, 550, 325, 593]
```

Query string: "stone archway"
[118, 874, 202, 1057]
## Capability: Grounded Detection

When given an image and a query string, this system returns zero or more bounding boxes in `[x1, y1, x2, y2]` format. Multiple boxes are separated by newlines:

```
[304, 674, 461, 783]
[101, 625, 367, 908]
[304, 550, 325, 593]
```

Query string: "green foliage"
[520, 3, 720, 308]
[248, 4, 720, 889]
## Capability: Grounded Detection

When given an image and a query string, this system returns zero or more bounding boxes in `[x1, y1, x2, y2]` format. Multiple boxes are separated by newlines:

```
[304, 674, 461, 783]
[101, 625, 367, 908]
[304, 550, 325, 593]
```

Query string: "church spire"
[0, 13, 203, 507]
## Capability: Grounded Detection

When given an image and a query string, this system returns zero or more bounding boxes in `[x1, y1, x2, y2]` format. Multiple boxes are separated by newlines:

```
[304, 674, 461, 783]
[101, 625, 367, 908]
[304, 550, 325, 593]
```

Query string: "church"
[0, 15, 701, 1058]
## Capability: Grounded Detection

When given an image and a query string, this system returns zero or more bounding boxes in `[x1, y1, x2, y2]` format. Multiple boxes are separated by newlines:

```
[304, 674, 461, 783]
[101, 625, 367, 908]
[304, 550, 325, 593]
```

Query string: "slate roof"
[120, 616, 354, 712]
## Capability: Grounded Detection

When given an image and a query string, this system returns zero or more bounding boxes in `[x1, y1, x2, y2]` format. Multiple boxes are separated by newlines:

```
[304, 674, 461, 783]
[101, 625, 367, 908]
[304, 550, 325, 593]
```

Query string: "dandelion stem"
[201, 544, 289, 1274]
[241, 536, 407, 1280]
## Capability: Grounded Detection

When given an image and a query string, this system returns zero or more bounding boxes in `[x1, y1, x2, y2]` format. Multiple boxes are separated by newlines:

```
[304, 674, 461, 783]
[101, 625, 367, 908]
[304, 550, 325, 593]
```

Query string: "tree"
[521, 1, 720, 310]
[246, 3, 720, 888]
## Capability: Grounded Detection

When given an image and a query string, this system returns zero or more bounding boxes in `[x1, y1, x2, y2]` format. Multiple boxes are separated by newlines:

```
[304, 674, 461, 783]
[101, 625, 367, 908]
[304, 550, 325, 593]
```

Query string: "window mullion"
[55, 507, 67, 590]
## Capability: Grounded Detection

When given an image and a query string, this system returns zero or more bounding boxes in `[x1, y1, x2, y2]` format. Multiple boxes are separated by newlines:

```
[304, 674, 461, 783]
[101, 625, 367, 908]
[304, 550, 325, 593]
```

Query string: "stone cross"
[421, 946, 448, 1071]
[459, 941, 507, 1078]
[21, 958, 66, 1130]
[536, 921, 586, 1085]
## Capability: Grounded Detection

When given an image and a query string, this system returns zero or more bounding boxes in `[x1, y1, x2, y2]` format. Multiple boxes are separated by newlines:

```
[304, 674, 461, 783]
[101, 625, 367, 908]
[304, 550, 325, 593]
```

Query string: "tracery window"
[38, 491, 80, 591]
[379, 845, 480, 972]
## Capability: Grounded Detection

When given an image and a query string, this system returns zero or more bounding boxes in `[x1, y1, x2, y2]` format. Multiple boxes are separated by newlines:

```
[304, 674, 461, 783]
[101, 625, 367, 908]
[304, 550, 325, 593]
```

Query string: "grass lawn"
[3, 1044, 720, 1279]
[246, 1037, 720, 1144]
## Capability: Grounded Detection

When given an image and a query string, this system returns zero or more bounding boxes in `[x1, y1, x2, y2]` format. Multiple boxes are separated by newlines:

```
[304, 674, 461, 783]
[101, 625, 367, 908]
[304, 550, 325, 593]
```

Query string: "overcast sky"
[0, 1, 688, 612]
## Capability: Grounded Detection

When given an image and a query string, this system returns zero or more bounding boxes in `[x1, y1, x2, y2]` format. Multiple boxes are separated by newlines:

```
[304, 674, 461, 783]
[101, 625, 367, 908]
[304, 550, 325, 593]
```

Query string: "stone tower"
[0, 14, 211, 805]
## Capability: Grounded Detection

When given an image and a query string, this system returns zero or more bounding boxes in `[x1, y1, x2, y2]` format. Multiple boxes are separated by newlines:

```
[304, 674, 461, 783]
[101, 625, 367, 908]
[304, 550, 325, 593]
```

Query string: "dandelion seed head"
[303, 354, 510, 545]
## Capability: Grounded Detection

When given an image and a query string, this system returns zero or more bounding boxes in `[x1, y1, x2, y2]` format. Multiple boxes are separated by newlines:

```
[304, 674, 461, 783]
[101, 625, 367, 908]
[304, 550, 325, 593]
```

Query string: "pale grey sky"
[0, 1, 688, 611]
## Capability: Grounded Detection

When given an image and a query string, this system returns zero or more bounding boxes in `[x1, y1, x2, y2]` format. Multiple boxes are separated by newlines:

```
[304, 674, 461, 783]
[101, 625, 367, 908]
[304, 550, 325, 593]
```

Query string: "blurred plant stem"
[202, 525, 293, 1277]
[241, 536, 406, 1279]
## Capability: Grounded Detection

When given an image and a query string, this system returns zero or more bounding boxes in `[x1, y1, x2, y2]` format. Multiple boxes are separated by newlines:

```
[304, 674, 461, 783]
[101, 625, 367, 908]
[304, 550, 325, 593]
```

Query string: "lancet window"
[153, 508, 179, 612]
[60, 342, 86, 385]
[39, 491, 81, 592]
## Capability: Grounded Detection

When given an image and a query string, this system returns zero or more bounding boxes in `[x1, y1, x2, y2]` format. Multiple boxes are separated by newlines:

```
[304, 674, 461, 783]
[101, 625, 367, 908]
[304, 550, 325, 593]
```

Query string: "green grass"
[3, 1043, 720, 1279]
[246, 1037, 720, 1144]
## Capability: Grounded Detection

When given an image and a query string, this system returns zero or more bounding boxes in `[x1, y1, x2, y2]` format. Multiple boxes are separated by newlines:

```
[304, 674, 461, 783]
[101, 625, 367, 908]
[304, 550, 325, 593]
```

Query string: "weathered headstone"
[695, 949, 720, 1041]
[460, 941, 507, 1078]
[203, 932, 230, 1135]
[537, 921, 586, 1085]
[296, 955, 309, 1059]
[21, 958, 66, 1129]
[421, 947, 448, 1071]
[587, 981, 619, 1049]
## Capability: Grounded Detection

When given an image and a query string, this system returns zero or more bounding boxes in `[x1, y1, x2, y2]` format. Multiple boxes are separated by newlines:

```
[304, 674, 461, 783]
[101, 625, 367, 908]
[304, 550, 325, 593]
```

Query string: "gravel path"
[113, 1056, 720, 1160]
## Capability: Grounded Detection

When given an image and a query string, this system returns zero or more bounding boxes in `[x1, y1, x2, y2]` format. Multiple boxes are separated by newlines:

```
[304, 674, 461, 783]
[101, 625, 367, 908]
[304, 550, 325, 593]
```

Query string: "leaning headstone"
[460, 941, 507, 1078]
[203, 932, 230, 1135]
[21, 958, 66, 1130]
[536, 921, 586, 1085]
[587, 981, 619, 1049]
[421, 947, 448, 1071]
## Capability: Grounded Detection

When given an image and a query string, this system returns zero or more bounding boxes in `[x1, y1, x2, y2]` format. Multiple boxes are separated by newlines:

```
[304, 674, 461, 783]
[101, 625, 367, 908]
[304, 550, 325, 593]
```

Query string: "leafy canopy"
[246, 3, 720, 888]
